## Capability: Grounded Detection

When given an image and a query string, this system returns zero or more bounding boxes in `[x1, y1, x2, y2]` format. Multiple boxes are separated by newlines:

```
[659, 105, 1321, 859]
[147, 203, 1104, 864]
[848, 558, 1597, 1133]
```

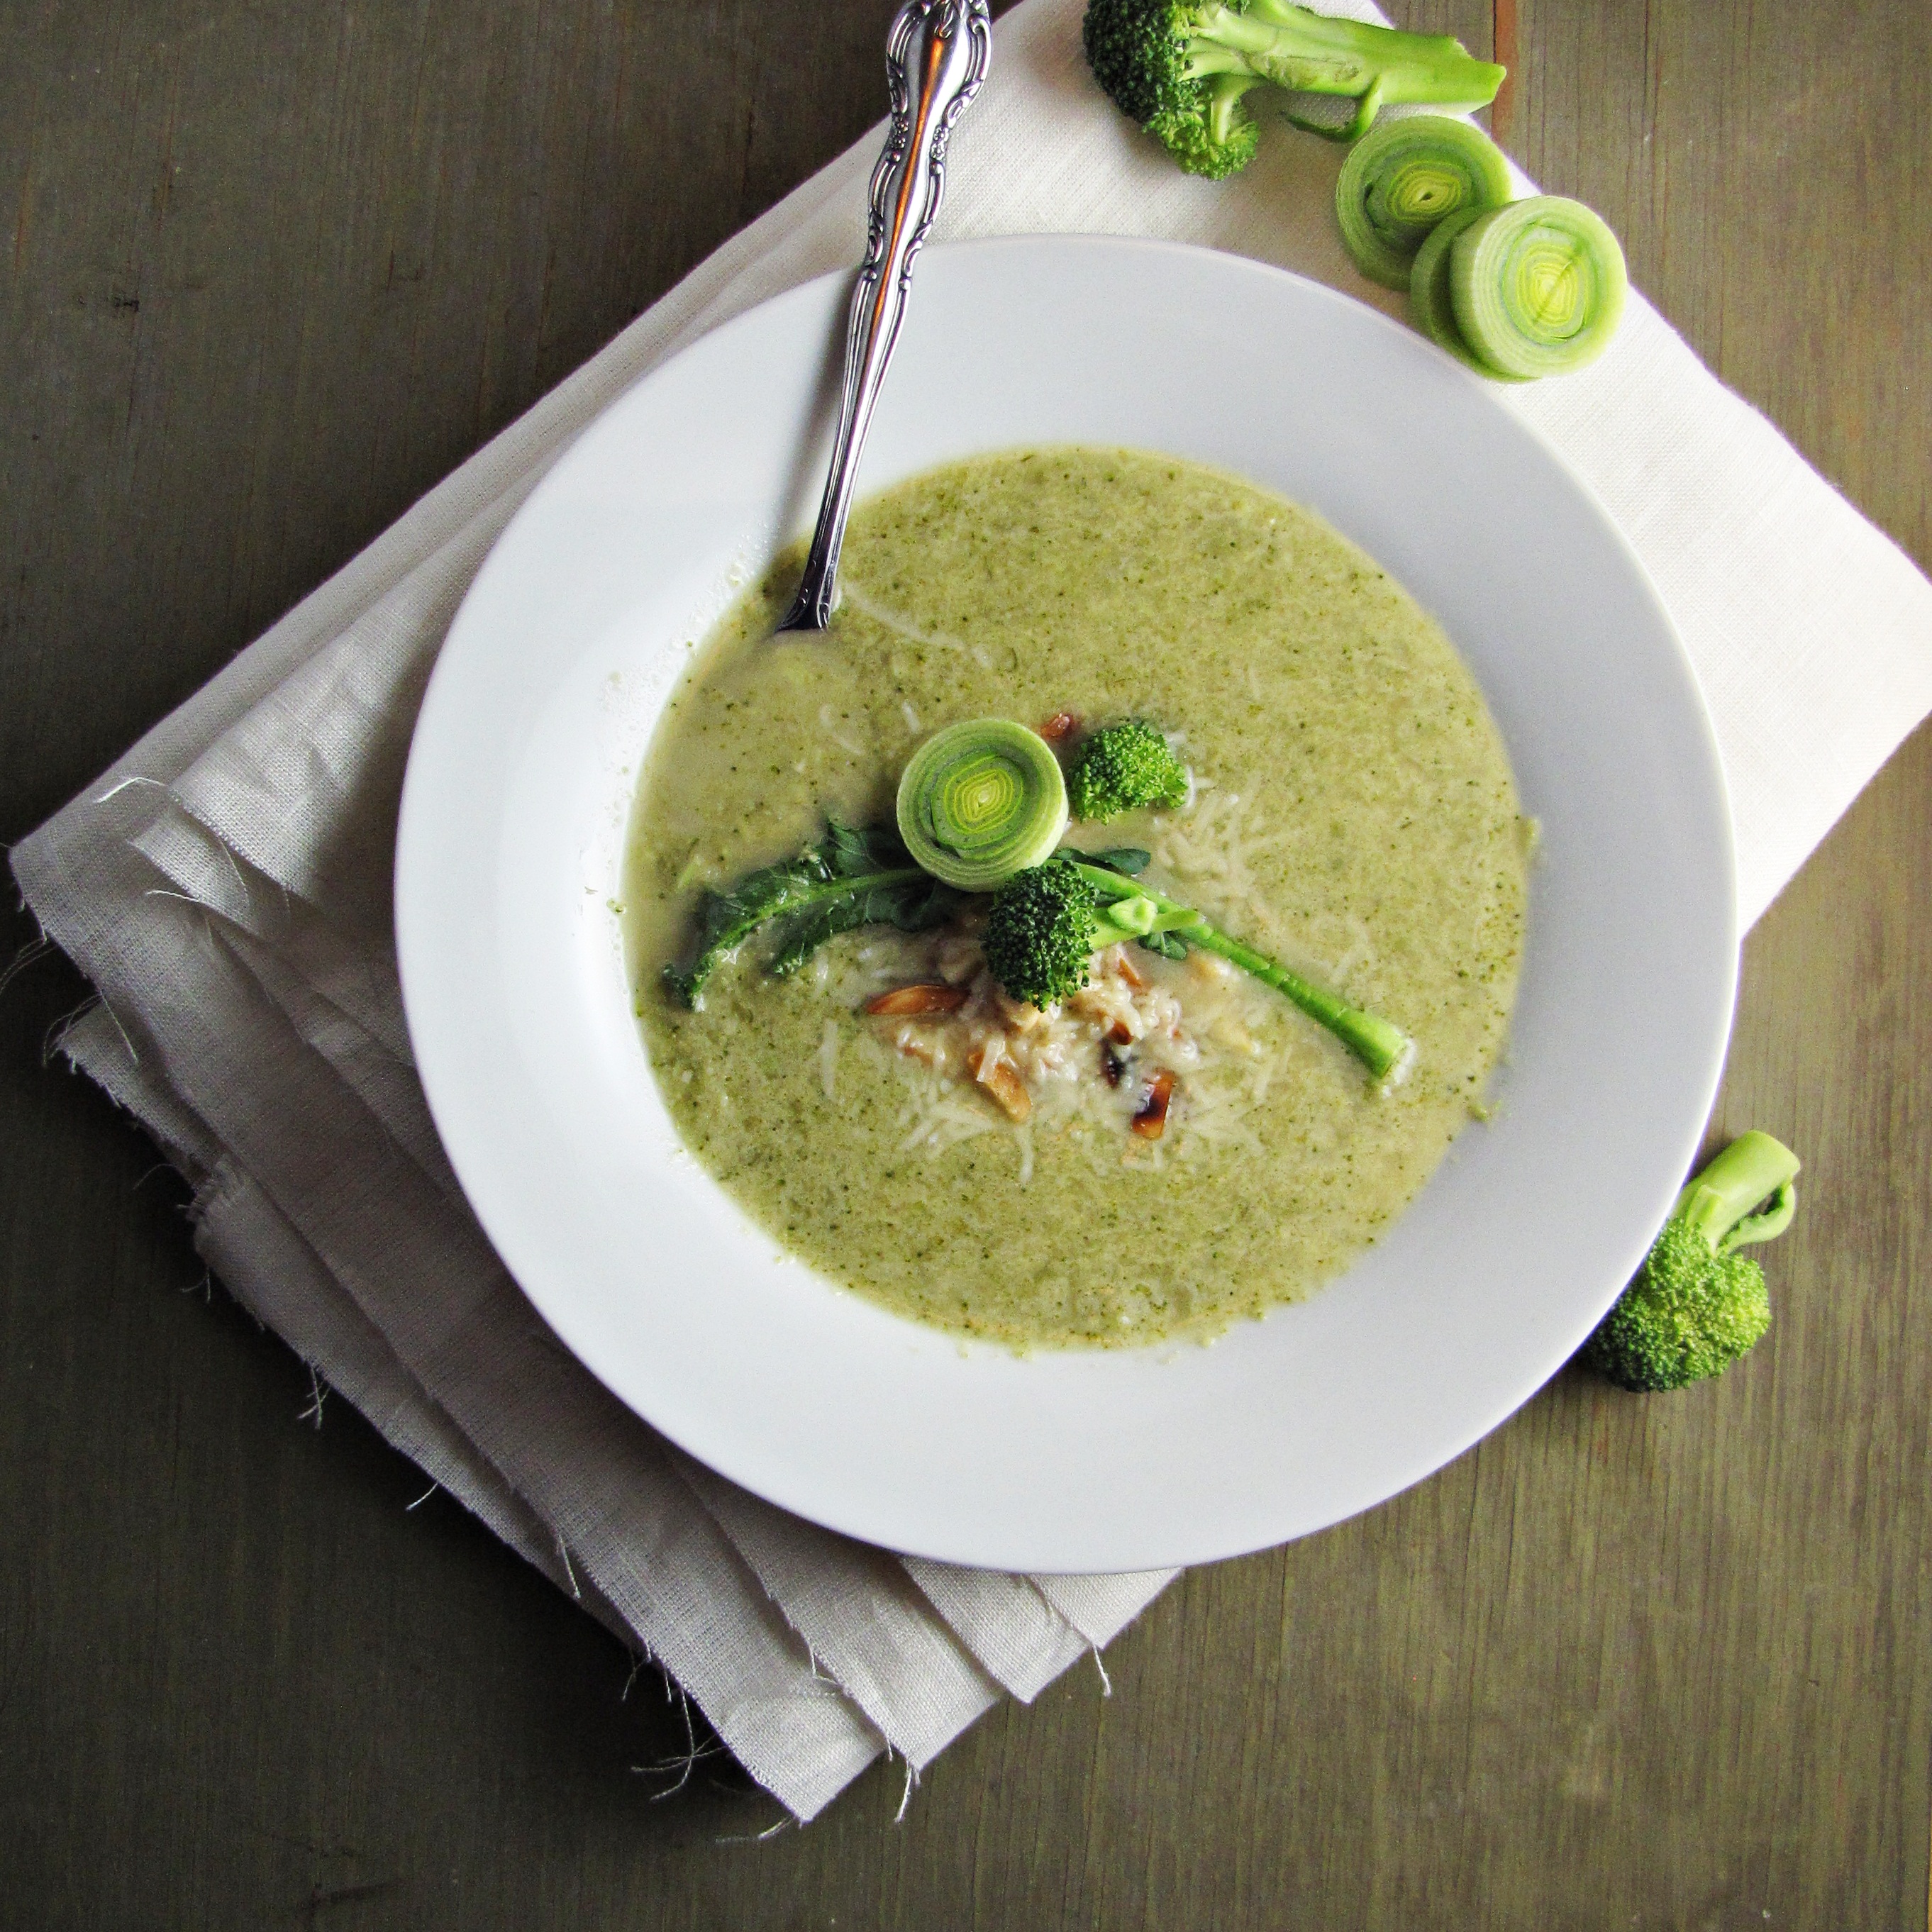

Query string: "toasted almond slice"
[865, 983, 970, 1016]
[1111, 950, 1149, 991]
[1038, 711, 1078, 743]
[1106, 1019, 1133, 1045]
[969, 1039, 1033, 1122]
[1131, 1068, 1176, 1139]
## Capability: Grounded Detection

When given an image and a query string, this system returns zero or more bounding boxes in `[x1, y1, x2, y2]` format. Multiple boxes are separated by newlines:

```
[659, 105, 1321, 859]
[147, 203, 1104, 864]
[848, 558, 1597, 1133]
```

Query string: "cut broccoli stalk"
[983, 856, 1412, 1082]
[1667, 1130, 1800, 1251]
[1082, 0, 1505, 179]
[1581, 1131, 1801, 1392]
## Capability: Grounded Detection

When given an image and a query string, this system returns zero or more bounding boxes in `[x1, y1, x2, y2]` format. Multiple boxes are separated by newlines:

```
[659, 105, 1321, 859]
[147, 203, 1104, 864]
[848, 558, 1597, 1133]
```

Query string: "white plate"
[396, 235, 1736, 1574]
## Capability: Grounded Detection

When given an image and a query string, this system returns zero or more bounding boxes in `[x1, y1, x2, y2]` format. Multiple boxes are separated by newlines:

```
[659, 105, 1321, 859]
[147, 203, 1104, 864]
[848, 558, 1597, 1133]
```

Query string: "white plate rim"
[395, 233, 1738, 1572]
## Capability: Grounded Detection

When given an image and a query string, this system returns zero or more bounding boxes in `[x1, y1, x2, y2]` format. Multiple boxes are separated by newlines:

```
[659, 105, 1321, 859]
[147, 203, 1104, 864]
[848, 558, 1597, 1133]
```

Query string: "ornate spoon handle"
[777, 0, 991, 633]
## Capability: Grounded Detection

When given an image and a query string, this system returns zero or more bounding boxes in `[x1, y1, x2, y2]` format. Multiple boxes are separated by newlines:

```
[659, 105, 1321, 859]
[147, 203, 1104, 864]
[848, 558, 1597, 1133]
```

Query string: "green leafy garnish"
[1136, 930, 1190, 960]
[662, 821, 962, 1009]
[1076, 847, 1153, 875]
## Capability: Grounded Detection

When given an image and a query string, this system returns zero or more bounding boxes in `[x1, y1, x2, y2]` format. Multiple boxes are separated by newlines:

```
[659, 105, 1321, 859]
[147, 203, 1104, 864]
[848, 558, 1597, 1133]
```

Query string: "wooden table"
[3, 1, 1927, 1923]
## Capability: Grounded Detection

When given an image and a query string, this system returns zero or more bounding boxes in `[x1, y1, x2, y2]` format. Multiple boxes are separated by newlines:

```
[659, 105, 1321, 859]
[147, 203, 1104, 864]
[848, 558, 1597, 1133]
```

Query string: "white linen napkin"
[13, 0, 1931, 1821]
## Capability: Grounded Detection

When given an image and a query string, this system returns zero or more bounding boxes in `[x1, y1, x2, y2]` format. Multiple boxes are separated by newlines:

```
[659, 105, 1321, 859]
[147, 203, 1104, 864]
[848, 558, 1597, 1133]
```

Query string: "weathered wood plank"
[1, 0, 1926, 1925]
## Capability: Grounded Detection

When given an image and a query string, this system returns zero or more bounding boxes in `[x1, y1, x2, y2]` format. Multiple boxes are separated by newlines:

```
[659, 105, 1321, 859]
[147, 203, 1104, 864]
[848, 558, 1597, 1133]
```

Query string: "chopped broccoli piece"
[1081, 0, 1506, 179]
[1582, 1131, 1801, 1392]
[1067, 721, 1189, 821]
[982, 857, 1410, 1079]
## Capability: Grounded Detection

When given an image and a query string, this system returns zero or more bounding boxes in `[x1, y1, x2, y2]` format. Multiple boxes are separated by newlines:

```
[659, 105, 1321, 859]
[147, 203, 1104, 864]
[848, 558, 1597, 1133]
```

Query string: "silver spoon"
[777, 0, 992, 633]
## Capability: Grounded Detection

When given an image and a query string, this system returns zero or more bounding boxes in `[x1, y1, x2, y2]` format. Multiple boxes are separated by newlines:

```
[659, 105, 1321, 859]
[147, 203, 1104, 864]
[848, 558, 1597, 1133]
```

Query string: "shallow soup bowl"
[394, 234, 1736, 1575]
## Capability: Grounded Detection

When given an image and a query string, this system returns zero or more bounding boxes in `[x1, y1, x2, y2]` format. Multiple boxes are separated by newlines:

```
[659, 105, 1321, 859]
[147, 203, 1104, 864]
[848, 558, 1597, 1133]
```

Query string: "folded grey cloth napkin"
[13, 0, 1931, 1820]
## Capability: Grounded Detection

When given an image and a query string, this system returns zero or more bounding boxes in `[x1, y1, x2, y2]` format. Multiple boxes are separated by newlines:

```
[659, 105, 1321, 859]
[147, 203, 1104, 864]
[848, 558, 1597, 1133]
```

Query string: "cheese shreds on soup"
[623, 449, 1527, 1348]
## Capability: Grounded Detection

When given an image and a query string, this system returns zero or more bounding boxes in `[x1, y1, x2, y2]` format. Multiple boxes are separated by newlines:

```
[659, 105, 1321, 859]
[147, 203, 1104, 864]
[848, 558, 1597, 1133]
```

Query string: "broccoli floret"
[1081, 0, 1506, 179]
[1067, 721, 1189, 821]
[1582, 1131, 1801, 1392]
[982, 856, 1410, 1079]
[981, 859, 1103, 1007]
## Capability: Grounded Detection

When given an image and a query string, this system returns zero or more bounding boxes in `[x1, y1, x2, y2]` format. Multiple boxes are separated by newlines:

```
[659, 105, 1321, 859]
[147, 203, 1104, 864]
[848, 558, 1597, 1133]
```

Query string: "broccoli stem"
[1070, 862, 1413, 1082]
[1204, 72, 1262, 146]
[1189, 924, 1413, 1081]
[1184, 1, 1504, 143]
[1670, 1131, 1801, 1253]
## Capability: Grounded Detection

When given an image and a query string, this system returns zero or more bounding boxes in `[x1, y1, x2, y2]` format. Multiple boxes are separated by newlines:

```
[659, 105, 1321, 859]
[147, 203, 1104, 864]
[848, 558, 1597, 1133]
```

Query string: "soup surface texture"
[625, 448, 1527, 1348]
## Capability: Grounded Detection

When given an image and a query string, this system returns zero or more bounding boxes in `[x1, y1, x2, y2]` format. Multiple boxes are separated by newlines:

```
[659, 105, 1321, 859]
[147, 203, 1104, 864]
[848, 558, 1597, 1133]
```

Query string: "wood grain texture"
[3, 1, 1928, 1926]
[1490, 0, 1519, 148]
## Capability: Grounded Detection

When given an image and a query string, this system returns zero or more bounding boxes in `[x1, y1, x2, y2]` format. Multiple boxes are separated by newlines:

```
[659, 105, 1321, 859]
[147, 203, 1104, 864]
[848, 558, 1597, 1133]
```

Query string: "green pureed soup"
[624, 448, 1527, 1348]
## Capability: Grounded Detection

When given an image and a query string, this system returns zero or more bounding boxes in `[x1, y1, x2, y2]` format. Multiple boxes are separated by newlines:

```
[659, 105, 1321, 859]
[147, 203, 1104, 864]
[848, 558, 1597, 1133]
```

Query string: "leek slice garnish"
[1335, 113, 1513, 290]
[896, 718, 1070, 891]
[1448, 195, 1628, 379]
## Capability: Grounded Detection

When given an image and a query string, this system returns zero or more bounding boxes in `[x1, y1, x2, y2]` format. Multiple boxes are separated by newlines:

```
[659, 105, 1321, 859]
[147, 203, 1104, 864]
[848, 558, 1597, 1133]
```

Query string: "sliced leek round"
[1448, 195, 1628, 378]
[1409, 204, 1523, 379]
[896, 718, 1069, 890]
[1336, 113, 1513, 290]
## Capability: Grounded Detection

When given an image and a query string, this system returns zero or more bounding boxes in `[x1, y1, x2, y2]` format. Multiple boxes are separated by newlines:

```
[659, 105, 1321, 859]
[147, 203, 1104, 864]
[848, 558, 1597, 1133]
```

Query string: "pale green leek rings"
[896, 719, 1069, 890]
[1448, 195, 1628, 378]
[1335, 113, 1513, 289]
[1409, 205, 1525, 379]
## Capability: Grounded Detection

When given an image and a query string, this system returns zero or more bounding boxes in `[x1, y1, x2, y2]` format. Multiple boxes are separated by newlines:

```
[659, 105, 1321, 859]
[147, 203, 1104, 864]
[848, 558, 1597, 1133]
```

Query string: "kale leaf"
[663, 821, 962, 1009]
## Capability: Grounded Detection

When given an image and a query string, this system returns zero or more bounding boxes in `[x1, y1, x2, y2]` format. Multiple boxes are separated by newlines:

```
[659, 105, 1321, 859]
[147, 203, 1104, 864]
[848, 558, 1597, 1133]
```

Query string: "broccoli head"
[982, 858, 1129, 1006]
[1582, 1131, 1801, 1392]
[1082, 0, 1265, 178]
[982, 855, 1411, 1079]
[1067, 720, 1189, 821]
[1082, 0, 1506, 179]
